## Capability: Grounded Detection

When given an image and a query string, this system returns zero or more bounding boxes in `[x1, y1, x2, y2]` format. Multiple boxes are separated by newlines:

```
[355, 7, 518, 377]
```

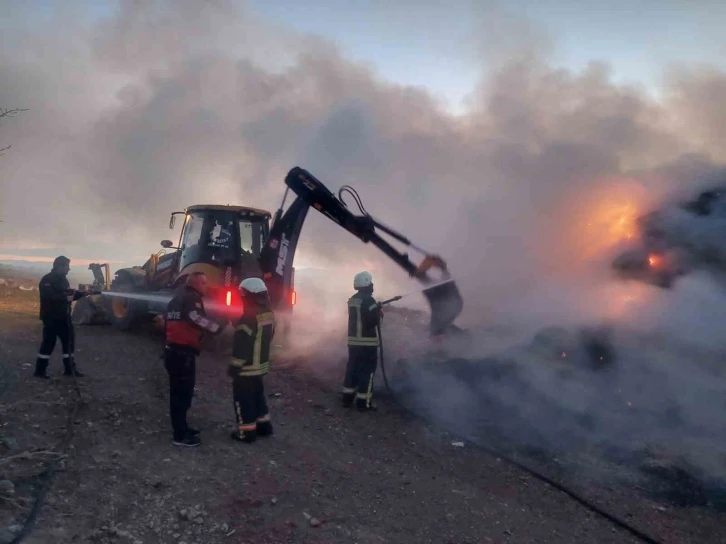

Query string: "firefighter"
[164, 271, 222, 447]
[228, 277, 275, 444]
[34, 256, 90, 379]
[340, 271, 382, 412]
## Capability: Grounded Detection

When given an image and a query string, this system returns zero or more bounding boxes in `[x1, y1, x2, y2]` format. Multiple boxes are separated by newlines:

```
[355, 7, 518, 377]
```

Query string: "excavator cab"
[172, 206, 268, 277]
[167, 205, 284, 317]
[106, 204, 295, 331]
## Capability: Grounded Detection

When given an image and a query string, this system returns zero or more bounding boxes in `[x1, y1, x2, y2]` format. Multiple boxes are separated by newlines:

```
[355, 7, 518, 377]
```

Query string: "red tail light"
[226, 290, 232, 306]
[291, 290, 296, 305]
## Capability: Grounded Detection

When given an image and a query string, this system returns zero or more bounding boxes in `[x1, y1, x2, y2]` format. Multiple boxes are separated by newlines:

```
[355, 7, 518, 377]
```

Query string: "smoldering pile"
[378, 306, 726, 508]
[613, 175, 726, 289]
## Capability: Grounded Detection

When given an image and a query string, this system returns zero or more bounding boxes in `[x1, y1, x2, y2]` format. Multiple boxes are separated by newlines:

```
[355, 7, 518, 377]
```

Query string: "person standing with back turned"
[228, 277, 276, 444]
[164, 271, 222, 447]
[340, 271, 382, 412]
[34, 256, 90, 379]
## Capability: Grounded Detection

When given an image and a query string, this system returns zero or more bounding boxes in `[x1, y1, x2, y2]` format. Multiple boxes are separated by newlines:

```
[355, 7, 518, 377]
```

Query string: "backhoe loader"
[100, 167, 463, 337]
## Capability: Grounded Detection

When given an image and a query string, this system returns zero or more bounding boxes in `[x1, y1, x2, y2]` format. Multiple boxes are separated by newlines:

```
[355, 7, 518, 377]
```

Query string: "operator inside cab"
[341, 270, 382, 412]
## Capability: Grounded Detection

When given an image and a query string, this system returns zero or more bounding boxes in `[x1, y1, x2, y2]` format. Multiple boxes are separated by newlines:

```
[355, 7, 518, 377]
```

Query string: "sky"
[0, 0, 725, 318]
[8, 0, 726, 113]
[245, 0, 726, 110]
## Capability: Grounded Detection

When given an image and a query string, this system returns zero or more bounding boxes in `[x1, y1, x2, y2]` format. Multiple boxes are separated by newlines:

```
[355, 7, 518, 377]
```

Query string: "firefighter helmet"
[239, 277, 269, 307]
[353, 271, 373, 289]
[239, 277, 268, 294]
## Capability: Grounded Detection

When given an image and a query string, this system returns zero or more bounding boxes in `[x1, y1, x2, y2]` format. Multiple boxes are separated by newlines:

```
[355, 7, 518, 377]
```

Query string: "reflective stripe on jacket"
[165, 285, 220, 354]
[231, 306, 276, 377]
[347, 292, 381, 347]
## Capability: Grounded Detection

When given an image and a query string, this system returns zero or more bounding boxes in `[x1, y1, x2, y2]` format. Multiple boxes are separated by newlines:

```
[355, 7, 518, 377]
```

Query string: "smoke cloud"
[3, 0, 726, 499]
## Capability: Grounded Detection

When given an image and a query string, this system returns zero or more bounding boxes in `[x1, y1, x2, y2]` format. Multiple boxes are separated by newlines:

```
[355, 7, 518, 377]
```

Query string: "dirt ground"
[1, 284, 724, 543]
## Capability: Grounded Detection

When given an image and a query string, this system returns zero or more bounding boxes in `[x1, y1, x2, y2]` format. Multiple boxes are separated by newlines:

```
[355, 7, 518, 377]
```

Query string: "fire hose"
[375, 317, 663, 544]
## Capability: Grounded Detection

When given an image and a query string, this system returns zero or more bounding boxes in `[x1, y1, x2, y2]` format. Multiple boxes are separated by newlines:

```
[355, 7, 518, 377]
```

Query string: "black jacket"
[347, 291, 381, 347]
[229, 301, 276, 377]
[39, 271, 86, 321]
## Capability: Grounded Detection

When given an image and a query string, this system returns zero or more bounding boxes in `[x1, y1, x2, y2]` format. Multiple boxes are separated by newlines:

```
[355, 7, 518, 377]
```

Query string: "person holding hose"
[340, 271, 382, 412]
[34, 256, 90, 379]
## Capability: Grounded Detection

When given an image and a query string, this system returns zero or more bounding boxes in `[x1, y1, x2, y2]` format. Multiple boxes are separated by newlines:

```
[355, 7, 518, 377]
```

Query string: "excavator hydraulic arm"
[260, 166, 463, 335]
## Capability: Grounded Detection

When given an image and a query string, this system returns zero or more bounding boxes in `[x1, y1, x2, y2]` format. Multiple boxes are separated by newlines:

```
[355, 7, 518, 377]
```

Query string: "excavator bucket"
[413, 254, 463, 335]
[281, 167, 465, 333]
[422, 279, 464, 335]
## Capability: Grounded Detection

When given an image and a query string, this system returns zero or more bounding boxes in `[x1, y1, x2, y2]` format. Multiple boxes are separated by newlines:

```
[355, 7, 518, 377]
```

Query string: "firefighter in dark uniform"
[228, 277, 276, 444]
[164, 271, 222, 447]
[34, 256, 90, 379]
[340, 271, 382, 412]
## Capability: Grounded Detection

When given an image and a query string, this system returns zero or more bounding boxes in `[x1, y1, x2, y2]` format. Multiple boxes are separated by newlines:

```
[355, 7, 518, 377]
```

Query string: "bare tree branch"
[0, 108, 28, 156]
[0, 108, 28, 119]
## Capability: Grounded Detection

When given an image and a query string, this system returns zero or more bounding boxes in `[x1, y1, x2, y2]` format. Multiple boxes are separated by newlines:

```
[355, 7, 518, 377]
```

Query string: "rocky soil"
[0, 284, 724, 543]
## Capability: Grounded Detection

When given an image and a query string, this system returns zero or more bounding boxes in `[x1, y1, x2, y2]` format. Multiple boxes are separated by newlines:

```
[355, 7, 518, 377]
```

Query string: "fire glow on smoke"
[581, 182, 644, 261]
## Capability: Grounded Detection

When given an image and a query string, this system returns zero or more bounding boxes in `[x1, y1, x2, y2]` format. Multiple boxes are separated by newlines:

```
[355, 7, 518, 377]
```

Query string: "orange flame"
[536, 176, 648, 273]
[580, 199, 639, 260]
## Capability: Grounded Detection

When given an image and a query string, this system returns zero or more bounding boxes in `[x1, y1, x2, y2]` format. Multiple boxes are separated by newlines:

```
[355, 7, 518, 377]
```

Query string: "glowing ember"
[648, 254, 662, 267]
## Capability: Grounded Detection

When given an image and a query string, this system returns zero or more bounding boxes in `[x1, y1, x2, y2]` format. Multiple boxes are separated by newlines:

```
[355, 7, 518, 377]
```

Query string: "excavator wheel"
[105, 275, 147, 331]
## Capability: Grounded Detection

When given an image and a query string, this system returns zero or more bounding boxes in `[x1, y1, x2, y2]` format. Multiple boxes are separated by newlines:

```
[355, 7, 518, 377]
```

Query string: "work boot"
[230, 429, 257, 444]
[34, 358, 50, 379]
[257, 420, 273, 437]
[340, 392, 355, 407]
[172, 434, 200, 447]
[187, 427, 201, 437]
[63, 358, 85, 377]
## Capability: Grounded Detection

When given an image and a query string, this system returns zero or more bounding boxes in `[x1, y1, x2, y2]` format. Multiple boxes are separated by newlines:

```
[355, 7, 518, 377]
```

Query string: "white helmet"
[239, 277, 268, 294]
[353, 271, 373, 289]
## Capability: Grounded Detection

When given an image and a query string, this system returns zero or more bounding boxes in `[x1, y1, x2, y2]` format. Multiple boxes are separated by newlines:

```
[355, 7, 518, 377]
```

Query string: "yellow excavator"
[98, 167, 463, 336]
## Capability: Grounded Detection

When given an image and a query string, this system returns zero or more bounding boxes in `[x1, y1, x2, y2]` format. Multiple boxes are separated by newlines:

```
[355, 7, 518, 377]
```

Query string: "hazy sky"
[246, 0, 726, 109]
[65, 0, 726, 110]
[10, 0, 726, 112]
[0, 0, 725, 310]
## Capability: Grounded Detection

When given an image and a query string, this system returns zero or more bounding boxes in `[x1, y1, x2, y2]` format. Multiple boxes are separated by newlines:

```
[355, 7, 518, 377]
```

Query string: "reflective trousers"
[341, 345, 378, 409]
[35, 318, 76, 375]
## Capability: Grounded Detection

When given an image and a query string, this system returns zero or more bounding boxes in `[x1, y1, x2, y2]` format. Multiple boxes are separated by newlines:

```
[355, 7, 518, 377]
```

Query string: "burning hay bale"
[612, 183, 726, 288]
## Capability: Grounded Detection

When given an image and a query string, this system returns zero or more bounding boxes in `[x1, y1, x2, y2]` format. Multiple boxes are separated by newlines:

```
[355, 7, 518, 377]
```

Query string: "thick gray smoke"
[3, 0, 726, 500]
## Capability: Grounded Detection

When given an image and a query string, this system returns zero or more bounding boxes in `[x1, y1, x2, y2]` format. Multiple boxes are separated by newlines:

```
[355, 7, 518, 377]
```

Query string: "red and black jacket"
[164, 285, 221, 354]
